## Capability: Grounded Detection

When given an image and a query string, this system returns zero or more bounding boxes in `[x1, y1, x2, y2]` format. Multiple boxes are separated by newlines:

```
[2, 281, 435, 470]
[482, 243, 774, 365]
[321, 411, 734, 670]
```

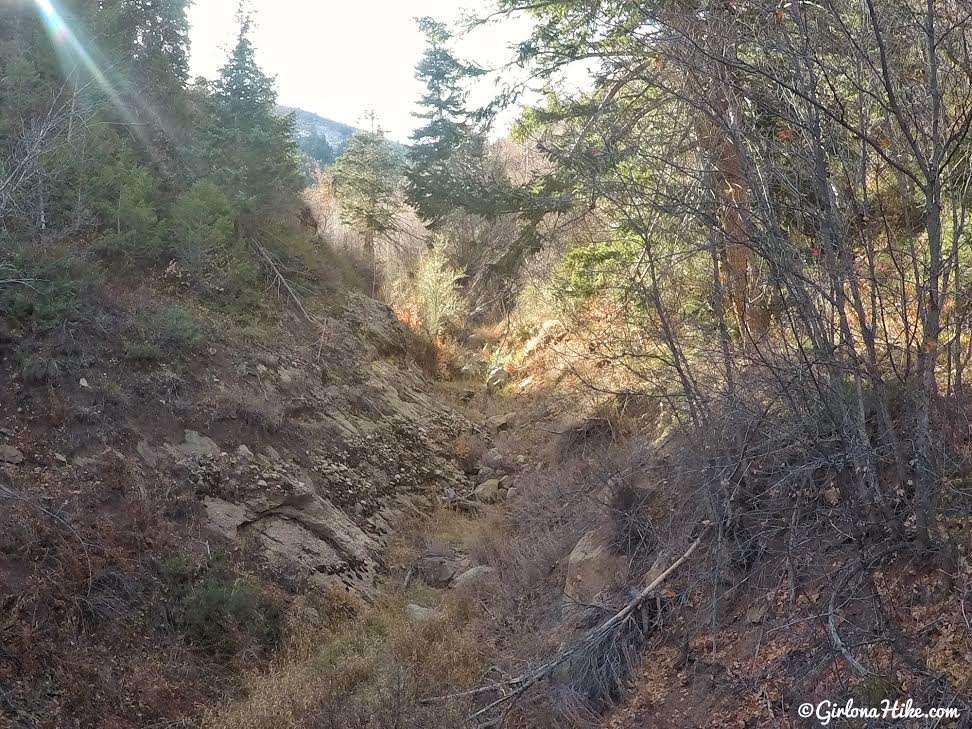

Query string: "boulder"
[452, 565, 494, 591]
[136, 440, 160, 467]
[277, 368, 296, 390]
[0, 445, 24, 464]
[475, 479, 501, 503]
[483, 448, 509, 471]
[487, 367, 509, 388]
[418, 555, 461, 587]
[406, 603, 434, 623]
[564, 527, 624, 606]
[486, 413, 514, 434]
[201, 482, 382, 593]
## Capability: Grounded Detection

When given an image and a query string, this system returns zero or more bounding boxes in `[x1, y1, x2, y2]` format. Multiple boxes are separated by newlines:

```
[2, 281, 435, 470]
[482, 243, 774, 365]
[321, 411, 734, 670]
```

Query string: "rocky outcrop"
[129, 294, 479, 597]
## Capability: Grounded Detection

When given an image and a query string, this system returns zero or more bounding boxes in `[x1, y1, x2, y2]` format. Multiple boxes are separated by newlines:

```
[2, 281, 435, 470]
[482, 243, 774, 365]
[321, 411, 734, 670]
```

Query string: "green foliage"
[168, 179, 236, 267]
[124, 341, 166, 365]
[148, 305, 202, 348]
[123, 304, 200, 365]
[209, 14, 303, 231]
[301, 130, 336, 167]
[1, 1, 314, 319]
[413, 240, 467, 337]
[0, 243, 101, 329]
[162, 559, 282, 656]
[332, 128, 404, 252]
[551, 238, 641, 305]
[87, 135, 165, 261]
[407, 18, 497, 226]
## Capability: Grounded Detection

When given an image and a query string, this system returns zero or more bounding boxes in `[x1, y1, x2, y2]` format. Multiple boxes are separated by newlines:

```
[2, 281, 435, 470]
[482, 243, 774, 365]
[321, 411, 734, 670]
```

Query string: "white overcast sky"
[187, 1, 550, 142]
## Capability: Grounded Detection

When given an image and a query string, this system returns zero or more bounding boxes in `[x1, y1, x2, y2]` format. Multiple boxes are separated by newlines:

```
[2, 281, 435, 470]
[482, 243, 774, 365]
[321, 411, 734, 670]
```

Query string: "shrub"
[20, 353, 61, 384]
[168, 179, 236, 269]
[92, 163, 166, 262]
[0, 242, 102, 328]
[217, 392, 285, 433]
[550, 236, 641, 306]
[207, 254, 265, 315]
[413, 241, 466, 338]
[164, 565, 283, 656]
[151, 305, 202, 348]
[124, 341, 166, 364]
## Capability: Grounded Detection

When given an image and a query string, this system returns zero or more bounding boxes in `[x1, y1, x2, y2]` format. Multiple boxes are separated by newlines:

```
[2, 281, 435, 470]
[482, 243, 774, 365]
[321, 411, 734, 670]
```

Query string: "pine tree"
[302, 130, 336, 168]
[331, 123, 403, 259]
[406, 17, 488, 226]
[210, 10, 302, 232]
[89, 0, 192, 174]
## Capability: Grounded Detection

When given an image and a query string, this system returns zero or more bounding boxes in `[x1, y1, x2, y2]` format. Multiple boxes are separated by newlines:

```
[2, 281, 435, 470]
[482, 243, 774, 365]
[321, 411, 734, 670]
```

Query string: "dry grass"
[450, 432, 486, 475]
[208, 591, 484, 729]
[216, 391, 285, 433]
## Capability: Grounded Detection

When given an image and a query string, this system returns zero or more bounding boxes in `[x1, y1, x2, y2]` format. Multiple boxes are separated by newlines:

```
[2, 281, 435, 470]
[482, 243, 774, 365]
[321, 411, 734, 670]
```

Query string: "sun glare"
[31, 0, 161, 148]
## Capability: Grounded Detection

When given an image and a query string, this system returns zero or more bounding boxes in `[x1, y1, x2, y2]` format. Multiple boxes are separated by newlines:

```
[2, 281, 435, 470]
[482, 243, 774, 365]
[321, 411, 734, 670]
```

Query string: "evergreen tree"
[331, 124, 403, 258]
[406, 17, 489, 226]
[210, 11, 302, 232]
[302, 130, 336, 167]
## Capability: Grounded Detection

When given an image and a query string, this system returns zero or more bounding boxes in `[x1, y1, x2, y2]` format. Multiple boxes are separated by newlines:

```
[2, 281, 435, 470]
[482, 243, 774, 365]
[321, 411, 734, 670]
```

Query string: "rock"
[202, 481, 382, 594]
[247, 514, 349, 575]
[454, 498, 482, 514]
[0, 445, 24, 464]
[236, 444, 254, 460]
[515, 376, 534, 393]
[165, 430, 221, 461]
[202, 498, 250, 540]
[136, 440, 159, 467]
[486, 413, 514, 434]
[406, 603, 434, 623]
[564, 527, 624, 606]
[256, 364, 269, 376]
[418, 555, 461, 587]
[278, 368, 295, 390]
[487, 367, 509, 388]
[475, 479, 501, 503]
[452, 565, 494, 591]
[506, 487, 518, 500]
[499, 475, 514, 489]
[264, 445, 281, 461]
[483, 448, 509, 471]
[53, 453, 67, 464]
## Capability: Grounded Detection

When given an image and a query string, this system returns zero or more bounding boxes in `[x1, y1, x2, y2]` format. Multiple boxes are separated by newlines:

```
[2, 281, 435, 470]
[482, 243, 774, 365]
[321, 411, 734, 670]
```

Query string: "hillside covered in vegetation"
[4, 1, 972, 728]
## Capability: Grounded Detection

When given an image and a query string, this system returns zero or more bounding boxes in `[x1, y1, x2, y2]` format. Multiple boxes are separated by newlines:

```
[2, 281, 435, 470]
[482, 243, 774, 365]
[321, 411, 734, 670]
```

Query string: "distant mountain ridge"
[278, 105, 361, 155]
